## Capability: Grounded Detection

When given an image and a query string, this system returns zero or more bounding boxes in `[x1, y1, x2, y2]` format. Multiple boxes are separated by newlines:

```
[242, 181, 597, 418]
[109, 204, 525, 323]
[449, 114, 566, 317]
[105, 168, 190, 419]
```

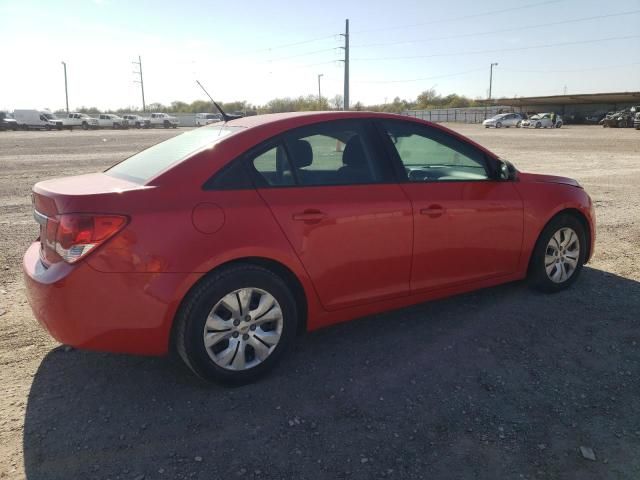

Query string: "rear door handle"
[292, 210, 327, 222]
[420, 205, 445, 218]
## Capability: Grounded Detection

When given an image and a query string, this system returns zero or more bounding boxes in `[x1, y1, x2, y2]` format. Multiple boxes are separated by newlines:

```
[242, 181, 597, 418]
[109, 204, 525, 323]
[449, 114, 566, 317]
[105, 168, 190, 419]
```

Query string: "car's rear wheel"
[528, 214, 586, 293]
[175, 264, 298, 384]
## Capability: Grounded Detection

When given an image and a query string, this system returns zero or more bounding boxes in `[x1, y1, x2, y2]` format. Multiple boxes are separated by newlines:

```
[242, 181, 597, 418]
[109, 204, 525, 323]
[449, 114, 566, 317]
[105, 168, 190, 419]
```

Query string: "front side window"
[380, 120, 490, 182]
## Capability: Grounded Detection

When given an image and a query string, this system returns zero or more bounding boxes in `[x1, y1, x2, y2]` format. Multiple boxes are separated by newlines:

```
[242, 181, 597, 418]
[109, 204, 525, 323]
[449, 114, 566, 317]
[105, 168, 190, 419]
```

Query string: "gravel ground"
[0, 125, 638, 480]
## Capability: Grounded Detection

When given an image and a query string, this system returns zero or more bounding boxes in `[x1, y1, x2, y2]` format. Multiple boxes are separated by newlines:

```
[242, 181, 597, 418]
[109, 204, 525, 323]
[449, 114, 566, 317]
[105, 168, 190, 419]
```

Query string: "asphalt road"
[0, 125, 639, 480]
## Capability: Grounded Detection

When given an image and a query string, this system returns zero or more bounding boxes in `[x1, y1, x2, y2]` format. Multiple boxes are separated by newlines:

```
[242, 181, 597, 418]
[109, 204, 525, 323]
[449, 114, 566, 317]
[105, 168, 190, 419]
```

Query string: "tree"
[330, 94, 343, 110]
[416, 89, 441, 109]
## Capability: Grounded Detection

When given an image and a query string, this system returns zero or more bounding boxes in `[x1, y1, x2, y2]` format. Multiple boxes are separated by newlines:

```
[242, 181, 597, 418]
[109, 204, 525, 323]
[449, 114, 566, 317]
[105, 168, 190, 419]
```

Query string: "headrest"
[288, 139, 313, 168]
[342, 136, 367, 168]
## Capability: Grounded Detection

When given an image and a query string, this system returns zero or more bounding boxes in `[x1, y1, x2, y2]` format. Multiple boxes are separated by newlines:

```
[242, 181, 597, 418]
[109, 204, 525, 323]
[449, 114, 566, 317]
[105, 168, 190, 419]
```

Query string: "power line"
[353, 67, 486, 84]
[351, 35, 640, 62]
[266, 47, 339, 63]
[501, 62, 640, 73]
[241, 34, 338, 54]
[352, 0, 564, 34]
[351, 10, 640, 49]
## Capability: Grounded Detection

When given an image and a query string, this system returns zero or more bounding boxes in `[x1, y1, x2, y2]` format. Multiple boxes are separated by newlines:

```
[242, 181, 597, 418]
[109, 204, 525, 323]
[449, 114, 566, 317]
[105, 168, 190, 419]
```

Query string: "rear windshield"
[106, 125, 242, 183]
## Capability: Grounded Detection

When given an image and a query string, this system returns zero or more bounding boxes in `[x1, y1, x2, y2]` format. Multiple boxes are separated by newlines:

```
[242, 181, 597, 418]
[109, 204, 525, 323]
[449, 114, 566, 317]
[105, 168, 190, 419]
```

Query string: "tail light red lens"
[42, 214, 127, 264]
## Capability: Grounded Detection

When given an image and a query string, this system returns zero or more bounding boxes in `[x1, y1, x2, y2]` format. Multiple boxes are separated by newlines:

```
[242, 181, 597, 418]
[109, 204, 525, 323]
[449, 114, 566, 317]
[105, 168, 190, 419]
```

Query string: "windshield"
[107, 125, 243, 183]
[491, 114, 507, 120]
[43, 113, 57, 120]
[206, 114, 220, 119]
[530, 115, 541, 120]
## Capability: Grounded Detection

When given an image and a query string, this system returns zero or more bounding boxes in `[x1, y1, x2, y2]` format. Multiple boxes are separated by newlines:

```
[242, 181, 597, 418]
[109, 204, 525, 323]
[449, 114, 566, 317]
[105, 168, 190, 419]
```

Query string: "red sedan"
[23, 112, 595, 384]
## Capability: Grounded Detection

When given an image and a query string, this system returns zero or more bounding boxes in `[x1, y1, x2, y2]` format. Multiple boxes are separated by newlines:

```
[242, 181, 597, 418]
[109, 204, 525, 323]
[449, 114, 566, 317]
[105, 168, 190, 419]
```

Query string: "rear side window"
[107, 125, 242, 183]
[252, 145, 295, 186]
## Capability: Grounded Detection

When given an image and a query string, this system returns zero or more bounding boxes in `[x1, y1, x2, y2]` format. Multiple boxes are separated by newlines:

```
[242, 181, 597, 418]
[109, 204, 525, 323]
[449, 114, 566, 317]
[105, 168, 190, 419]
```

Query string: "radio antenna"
[196, 80, 241, 122]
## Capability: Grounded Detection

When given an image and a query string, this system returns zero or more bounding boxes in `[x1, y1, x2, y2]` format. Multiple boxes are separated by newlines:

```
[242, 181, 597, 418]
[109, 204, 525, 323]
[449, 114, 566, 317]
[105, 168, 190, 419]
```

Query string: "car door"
[376, 119, 524, 292]
[504, 114, 516, 127]
[251, 119, 413, 311]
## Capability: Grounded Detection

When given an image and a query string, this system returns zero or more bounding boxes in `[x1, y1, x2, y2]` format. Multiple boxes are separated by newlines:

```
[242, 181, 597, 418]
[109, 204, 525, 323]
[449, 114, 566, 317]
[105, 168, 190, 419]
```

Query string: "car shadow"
[23, 267, 640, 480]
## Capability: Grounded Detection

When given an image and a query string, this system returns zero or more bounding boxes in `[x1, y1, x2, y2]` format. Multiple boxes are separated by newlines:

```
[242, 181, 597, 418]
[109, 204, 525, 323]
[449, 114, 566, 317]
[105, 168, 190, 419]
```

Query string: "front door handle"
[420, 205, 445, 218]
[292, 209, 327, 223]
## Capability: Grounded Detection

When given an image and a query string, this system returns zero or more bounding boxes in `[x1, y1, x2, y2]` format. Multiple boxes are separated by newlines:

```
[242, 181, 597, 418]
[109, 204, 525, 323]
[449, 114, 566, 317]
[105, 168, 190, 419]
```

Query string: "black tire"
[175, 264, 299, 385]
[82, 122, 88, 130]
[163, 120, 170, 128]
[516, 120, 522, 128]
[528, 214, 587, 293]
[535, 122, 542, 129]
[496, 122, 502, 128]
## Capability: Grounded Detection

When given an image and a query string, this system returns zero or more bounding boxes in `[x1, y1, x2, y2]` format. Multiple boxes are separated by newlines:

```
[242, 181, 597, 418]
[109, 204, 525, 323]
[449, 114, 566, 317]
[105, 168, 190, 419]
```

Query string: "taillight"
[43, 213, 127, 264]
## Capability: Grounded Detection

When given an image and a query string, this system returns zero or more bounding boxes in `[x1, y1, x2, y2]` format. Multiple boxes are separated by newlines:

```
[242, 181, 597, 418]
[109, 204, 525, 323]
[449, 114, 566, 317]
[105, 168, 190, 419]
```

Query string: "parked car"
[0, 111, 18, 131]
[148, 112, 179, 128]
[195, 113, 223, 126]
[98, 114, 128, 129]
[482, 113, 524, 128]
[23, 111, 595, 384]
[122, 114, 147, 129]
[584, 111, 607, 125]
[60, 112, 99, 130]
[602, 108, 637, 128]
[634, 111, 640, 130]
[522, 113, 563, 129]
[14, 110, 64, 130]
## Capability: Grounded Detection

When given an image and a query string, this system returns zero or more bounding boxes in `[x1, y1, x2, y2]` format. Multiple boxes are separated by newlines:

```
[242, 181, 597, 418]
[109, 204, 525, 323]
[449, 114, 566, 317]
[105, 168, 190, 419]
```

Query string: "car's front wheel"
[175, 264, 298, 384]
[528, 214, 586, 293]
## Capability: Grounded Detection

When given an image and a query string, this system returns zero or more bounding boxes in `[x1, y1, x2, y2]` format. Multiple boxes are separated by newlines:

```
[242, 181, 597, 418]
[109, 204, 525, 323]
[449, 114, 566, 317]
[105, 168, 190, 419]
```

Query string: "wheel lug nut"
[250, 325, 256, 331]
[233, 319, 240, 326]
[242, 334, 249, 340]
[232, 332, 239, 338]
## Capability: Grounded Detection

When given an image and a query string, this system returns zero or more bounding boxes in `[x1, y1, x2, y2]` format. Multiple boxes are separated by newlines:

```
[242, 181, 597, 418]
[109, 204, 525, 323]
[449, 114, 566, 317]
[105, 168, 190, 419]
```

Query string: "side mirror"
[497, 159, 517, 181]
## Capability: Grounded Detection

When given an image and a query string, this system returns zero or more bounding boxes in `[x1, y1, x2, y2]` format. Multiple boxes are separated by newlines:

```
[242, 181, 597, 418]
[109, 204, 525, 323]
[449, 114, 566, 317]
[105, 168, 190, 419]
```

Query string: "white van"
[195, 113, 222, 126]
[14, 110, 64, 130]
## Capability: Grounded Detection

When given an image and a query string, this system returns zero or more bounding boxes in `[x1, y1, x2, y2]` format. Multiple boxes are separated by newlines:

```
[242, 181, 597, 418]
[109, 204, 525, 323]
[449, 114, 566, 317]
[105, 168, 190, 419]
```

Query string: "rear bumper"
[22, 242, 196, 355]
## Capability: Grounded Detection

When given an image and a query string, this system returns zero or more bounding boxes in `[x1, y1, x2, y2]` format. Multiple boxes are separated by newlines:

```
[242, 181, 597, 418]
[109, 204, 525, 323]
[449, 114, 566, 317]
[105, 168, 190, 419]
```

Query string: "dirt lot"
[0, 125, 638, 480]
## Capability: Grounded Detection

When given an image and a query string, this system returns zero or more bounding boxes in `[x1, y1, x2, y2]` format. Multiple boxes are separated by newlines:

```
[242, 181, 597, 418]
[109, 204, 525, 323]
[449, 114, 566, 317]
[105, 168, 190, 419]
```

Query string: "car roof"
[218, 110, 498, 159]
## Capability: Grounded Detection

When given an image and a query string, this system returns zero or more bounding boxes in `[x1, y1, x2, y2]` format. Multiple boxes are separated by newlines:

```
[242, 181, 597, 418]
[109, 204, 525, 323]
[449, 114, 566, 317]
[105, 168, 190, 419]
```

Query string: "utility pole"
[340, 19, 349, 110]
[317, 73, 324, 106]
[486, 62, 498, 119]
[132, 55, 146, 112]
[61, 61, 69, 113]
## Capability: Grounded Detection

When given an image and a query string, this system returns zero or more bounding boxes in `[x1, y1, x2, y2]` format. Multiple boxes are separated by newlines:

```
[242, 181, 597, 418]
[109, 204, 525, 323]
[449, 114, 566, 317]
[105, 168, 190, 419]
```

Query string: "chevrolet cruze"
[23, 112, 595, 384]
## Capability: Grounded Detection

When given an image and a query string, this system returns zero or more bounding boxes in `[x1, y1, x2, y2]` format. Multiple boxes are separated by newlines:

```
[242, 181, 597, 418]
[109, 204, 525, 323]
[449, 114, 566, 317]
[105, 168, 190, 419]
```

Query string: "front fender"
[514, 181, 595, 272]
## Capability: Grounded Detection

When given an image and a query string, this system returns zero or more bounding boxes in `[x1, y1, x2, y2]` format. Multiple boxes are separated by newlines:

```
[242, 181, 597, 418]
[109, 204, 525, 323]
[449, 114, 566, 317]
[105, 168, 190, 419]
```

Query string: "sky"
[0, 0, 639, 112]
